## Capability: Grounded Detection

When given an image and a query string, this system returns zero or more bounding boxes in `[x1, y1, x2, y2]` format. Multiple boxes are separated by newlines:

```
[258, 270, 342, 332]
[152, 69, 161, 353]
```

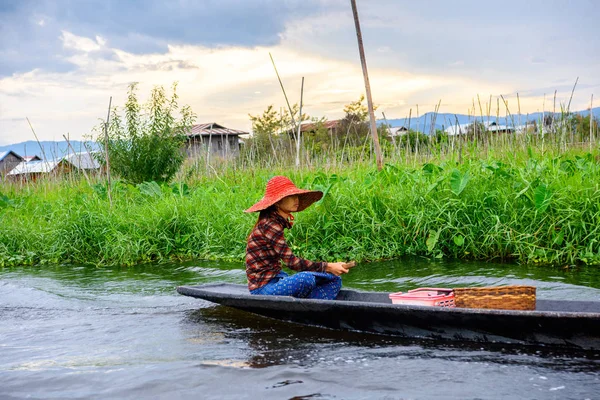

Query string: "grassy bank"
[1, 147, 599, 267]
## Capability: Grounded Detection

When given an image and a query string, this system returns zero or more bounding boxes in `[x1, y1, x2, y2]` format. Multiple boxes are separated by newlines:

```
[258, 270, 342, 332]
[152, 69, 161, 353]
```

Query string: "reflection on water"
[1, 257, 599, 399]
[185, 305, 600, 373]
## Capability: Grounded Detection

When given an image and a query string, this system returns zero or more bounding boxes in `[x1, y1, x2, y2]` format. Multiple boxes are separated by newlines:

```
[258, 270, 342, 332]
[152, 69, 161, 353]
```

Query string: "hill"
[0, 140, 99, 160]
[380, 107, 600, 134]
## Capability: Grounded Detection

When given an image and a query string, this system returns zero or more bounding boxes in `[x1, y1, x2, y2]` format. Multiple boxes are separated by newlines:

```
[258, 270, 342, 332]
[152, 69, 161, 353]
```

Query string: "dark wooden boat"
[177, 283, 600, 351]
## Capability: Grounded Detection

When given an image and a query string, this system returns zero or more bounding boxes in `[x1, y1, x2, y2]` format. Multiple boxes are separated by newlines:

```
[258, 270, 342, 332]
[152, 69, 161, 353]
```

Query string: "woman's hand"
[325, 261, 356, 276]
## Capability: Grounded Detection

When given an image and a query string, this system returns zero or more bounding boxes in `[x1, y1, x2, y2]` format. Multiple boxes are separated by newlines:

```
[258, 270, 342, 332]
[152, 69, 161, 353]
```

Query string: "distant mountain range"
[0, 140, 100, 160]
[381, 107, 600, 134]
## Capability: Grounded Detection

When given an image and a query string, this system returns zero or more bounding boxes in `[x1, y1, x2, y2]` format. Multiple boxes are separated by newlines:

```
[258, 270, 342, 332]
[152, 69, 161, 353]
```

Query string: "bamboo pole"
[295, 77, 304, 168]
[206, 124, 213, 172]
[26, 117, 50, 173]
[382, 111, 398, 156]
[568, 77, 578, 146]
[591, 94, 594, 152]
[350, 0, 383, 170]
[269, 52, 301, 160]
[63, 134, 90, 184]
[103, 97, 113, 207]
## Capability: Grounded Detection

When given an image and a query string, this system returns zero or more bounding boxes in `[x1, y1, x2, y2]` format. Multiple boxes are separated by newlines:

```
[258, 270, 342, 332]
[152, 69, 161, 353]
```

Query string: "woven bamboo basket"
[453, 285, 536, 310]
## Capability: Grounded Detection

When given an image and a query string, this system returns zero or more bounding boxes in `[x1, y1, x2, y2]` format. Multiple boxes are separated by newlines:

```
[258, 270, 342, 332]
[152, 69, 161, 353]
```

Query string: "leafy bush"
[98, 82, 195, 184]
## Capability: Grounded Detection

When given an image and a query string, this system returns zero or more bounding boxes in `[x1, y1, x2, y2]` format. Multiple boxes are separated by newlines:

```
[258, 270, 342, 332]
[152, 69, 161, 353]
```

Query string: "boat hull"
[177, 283, 600, 350]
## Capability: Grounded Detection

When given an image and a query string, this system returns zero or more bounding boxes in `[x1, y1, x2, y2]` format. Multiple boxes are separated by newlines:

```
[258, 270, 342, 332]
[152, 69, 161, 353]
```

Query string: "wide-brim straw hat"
[245, 176, 323, 213]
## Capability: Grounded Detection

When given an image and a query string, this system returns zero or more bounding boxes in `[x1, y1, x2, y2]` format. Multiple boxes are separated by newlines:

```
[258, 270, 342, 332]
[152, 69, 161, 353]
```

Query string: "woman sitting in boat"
[245, 176, 354, 299]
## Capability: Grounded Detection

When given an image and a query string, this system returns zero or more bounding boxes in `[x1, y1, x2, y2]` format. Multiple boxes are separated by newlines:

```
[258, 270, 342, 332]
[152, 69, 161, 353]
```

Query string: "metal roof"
[444, 123, 471, 136]
[388, 126, 408, 137]
[63, 152, 101, 170]
[7, 152, 100, 175]
[189, 123, 248, 137]
[298, 120, 340, 133]
[0, 150, 23, 162]
[7, 160, 63, 175]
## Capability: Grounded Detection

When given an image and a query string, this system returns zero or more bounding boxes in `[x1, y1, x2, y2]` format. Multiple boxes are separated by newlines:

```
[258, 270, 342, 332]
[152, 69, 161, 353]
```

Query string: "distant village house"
[298, 120, 340, 136]
[444, 120, 539, 136]
[185, 123, 248, 159]
[285, 119, 341, 138]
[0, 150, 24, 176]
[388, 126, 409, 137]
[7, 152, 101, 182]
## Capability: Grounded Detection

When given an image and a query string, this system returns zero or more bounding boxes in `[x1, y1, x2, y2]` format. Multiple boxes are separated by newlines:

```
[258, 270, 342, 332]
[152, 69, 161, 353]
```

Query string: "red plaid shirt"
[245, 210, 326, 291]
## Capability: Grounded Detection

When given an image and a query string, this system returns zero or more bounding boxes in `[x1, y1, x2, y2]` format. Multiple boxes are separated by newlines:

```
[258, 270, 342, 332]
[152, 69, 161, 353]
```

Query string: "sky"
[1, 0, 598, 145]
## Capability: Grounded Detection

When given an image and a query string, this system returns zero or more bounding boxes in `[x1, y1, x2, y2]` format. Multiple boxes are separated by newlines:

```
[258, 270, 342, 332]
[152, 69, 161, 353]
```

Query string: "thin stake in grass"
[103, 97, 113, 207]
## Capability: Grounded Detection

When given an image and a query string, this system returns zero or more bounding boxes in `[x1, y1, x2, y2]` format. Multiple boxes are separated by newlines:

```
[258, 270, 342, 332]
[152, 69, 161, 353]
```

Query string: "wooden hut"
[0, 150, 24, 176]
[7, 159, 72, 182]
[185, 123, 248, 159]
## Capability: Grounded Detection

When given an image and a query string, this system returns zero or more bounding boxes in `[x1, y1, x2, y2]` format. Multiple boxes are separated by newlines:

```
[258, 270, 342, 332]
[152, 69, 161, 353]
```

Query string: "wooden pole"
[103, 97, 113, 207]
[295, 77, 304, 168]
[26, 117, 50, 172]
[591, 94, 594, 152]
[63, 134, 90, 184]
[382, 111, 398, 155]
[206, 124, 213, 171]
[350, 0, 383, 170]
[269, 52, 301, 153]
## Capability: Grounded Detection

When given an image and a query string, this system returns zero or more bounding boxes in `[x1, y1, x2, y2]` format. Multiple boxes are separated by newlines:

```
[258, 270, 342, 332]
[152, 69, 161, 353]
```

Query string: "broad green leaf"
[426, 175, 445, 194]
[553, 230, 564, 246]
[450, 169, 470, 196]
[0, 193, 15, 208]
[453, 235, 464, 247]
[422, 163, 442, 175]
[171, 182, 189, 196]
[314, 183, 334, 204]
[534, 184, 552, 212]
[137, 181, 163, 198]
[426, 229, 441, 252]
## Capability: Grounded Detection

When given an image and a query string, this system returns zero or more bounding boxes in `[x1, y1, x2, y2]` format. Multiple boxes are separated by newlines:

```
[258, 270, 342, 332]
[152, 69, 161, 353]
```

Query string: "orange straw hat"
[245, 176, 323, 213]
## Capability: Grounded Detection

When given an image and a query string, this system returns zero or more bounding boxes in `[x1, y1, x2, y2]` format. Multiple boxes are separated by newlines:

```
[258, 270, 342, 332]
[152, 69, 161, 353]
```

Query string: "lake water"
[1, 259, 599, 399]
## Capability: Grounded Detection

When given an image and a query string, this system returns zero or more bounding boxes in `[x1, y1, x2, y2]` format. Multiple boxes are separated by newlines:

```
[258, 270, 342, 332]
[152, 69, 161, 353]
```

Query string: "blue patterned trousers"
[250, 271, 342, 300]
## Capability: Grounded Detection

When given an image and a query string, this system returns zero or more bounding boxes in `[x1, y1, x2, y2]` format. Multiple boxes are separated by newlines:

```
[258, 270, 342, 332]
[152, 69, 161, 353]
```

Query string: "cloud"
[1, 1, 598, 145]
[530, 56, 547, 64]
[0, 0, 323, 76]
[61, 31, 104, 53]
[281, 0, 600, 86]
[0, 29, 483, 145]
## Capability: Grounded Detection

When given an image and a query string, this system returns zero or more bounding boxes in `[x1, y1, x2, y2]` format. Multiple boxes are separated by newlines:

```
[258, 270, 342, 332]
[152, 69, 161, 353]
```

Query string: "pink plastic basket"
[389, 288, 455, 307]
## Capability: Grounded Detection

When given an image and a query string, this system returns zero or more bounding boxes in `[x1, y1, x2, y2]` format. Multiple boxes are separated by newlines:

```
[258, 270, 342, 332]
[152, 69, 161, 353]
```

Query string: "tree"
[300, 117, 333, 155]
[343, 94, 372, 123]
[337, 95, 378, 147]
[573, 113, 599, 142]
[466, 121, 486, 138]
[248, 105, 280, 159]
[246, 104, 311, 161]
[398, 130, 430, 151]
[97, 82, 195, 184]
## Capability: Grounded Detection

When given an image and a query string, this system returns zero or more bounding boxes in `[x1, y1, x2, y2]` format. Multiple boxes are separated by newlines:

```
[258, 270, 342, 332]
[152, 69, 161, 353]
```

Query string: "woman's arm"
[269, 229, 355, 275]
[325, 261, 355, 276]
[269, 229, 326, 272]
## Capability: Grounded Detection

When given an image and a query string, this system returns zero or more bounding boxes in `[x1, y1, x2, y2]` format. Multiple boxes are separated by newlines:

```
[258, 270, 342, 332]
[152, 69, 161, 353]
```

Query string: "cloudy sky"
[1, 0, 598, 145]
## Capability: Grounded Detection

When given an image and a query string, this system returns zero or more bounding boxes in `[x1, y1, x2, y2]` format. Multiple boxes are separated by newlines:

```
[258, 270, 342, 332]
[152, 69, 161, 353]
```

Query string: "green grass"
[1, 146, 600, 267]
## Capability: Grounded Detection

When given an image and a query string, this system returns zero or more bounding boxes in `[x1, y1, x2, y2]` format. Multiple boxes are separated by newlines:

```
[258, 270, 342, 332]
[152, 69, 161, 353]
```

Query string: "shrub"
[97, 82, 195, 184]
